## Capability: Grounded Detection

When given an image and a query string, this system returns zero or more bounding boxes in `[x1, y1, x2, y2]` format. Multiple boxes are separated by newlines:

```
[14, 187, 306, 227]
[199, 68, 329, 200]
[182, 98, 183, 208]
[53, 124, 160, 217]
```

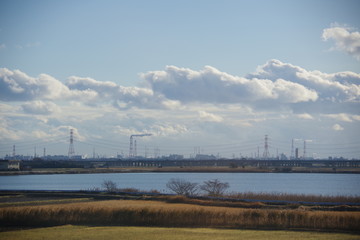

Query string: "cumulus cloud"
[21, 100, 60, 115]
[332, 123, 344, 131]
[322, 25, 360, 60]
[66, 76, 179, 109]
[142, 65, 318, 106]
[2, 59, 359, 117]
[248, 59, 360, 113]
[0, 68, 178, 110]
[0, 68, 96, 101]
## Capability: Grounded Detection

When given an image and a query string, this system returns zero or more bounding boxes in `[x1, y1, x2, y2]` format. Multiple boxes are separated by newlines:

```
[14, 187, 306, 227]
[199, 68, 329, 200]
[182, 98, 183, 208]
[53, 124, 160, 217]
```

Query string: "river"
[0, 172, 359, 196]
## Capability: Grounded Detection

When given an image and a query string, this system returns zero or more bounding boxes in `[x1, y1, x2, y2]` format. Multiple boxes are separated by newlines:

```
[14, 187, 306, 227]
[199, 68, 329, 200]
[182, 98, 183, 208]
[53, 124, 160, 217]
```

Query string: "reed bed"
[0, 200, 359, 232]
[227, 192, 360, 203]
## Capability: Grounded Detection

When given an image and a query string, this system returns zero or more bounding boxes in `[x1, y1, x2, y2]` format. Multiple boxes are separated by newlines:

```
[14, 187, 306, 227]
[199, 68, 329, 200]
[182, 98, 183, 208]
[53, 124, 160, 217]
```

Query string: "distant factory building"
[168, 154, 184, 160]
[195, 154, 217, 160]
[0, 160, 21, 171]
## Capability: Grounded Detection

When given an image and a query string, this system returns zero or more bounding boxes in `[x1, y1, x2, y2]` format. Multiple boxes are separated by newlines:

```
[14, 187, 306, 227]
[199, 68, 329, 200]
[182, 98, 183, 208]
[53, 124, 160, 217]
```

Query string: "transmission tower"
[12, 145, 15, 158]
[68, 129, 75, 159]
[263, 135, 270, 159]
[129, 136, 134, 157]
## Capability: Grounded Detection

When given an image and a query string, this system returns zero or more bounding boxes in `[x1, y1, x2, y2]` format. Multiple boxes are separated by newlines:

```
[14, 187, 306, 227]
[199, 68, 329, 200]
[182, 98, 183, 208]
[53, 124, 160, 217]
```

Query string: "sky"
[0, 0, 360, 159]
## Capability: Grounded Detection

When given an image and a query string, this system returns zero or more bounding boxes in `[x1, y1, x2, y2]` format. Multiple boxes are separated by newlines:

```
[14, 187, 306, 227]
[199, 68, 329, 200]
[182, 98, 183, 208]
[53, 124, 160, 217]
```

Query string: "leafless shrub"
[166, 178, 198, 196]
[200, 179, 229, 197]
[101, 180, 118, 192]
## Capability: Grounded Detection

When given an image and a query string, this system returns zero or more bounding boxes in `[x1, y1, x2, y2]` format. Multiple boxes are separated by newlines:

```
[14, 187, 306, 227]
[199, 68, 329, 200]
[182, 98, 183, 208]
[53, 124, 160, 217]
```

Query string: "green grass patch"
[0, 225, 359, 240]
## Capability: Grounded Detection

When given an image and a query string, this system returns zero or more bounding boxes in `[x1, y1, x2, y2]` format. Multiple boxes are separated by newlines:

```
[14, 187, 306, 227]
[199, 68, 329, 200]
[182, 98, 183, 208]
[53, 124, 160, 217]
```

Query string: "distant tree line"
[100, 178, 230, 197]
[166, 178, 229, 197]
[23, 159, 86, 169]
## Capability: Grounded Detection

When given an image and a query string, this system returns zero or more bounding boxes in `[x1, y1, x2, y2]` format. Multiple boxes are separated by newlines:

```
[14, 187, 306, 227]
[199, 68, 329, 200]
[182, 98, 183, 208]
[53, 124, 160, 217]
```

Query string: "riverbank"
[1, 166, 360, 176]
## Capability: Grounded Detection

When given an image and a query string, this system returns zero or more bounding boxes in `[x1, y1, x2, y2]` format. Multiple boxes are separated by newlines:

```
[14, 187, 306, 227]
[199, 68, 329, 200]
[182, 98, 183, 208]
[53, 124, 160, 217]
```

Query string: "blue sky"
[0, 0, 359, 159]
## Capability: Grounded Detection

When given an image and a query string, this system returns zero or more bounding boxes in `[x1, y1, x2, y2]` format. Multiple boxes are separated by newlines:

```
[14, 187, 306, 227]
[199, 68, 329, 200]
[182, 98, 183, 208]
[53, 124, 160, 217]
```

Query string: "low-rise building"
[0, 160, 21, 170]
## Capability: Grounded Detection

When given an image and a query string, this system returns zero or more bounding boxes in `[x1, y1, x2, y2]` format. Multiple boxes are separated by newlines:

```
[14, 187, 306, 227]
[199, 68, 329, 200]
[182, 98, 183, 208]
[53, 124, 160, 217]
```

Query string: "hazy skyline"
[0, 0, 359, 159]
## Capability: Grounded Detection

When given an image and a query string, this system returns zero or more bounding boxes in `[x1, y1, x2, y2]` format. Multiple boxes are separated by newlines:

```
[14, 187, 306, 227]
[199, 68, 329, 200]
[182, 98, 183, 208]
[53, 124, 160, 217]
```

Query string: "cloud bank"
[1, 59, 359, 116]
[142, 65, 318, 105]
[142, 60, 359, 114]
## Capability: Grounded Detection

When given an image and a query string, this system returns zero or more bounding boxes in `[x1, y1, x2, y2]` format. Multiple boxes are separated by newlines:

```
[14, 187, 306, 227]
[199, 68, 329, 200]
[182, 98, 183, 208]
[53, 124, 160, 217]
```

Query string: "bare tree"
[200, 179, 229, 197]
[166, 178, 198, 196]
[102, 180, 118, 192]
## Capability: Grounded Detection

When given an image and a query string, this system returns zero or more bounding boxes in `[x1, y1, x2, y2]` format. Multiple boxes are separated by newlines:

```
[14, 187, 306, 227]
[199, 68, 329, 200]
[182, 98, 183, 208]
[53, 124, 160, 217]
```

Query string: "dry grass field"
[1, 199, 359, 232]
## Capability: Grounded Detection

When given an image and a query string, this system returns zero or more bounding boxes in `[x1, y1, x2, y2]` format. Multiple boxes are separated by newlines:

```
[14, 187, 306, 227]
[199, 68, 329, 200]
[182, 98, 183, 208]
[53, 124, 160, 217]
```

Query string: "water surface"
[0, 172, 359, 196]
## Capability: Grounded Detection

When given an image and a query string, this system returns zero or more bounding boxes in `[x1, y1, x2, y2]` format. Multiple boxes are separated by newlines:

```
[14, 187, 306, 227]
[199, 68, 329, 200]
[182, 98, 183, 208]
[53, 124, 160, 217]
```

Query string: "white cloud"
[54, 125, 86, 142]
[332, 123, 344, 131]
[0, 68, 176, 110]
[198, 111, 223, 122]
[322, 24, 360, 60]
[296, 113, 313, 120]
[0, 43, 5, 49]
[352, 115, 360, 121]
[31, 130, 52, 139]
[3, 60, 358, 116]
[323, 113, 353, 122]
[21, 101, 60, 115]
[0, 68, 96, 101]
[115, 123, 189, 137]
[142, 64, 318, 107]
[272, 78, 318, 103]
[67, 76, 177, 109]
[150, 123, 189, 137]
[248, 59, 360, 114]
[0, 117, 22, 141]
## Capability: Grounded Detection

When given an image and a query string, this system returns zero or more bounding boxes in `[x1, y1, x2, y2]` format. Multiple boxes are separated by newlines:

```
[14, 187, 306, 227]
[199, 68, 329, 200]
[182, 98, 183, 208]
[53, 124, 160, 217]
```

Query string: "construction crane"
[129, 134, 152, 158]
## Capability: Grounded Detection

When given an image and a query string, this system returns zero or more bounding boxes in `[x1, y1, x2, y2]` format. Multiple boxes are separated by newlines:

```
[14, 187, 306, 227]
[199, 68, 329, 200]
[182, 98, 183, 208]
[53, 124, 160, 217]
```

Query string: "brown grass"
[0, 200, 359, 232]
[227, 192, 360, 203]
[163, 195, 267, 209]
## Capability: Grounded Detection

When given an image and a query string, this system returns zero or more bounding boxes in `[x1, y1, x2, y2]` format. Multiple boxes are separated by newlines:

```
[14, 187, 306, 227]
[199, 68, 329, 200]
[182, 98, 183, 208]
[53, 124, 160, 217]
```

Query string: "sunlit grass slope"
[1, 225, 360, 240]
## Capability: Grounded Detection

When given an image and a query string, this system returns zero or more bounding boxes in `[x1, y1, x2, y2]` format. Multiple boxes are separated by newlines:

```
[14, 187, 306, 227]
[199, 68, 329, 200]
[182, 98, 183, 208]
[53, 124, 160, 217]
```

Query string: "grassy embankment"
[1, 225, 359, 240]
[1, 199, 360, 232]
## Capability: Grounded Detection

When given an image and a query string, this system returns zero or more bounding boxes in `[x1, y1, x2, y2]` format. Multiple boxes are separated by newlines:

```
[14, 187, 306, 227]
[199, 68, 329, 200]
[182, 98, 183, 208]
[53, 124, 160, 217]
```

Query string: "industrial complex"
[1, 129, 359, 172]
